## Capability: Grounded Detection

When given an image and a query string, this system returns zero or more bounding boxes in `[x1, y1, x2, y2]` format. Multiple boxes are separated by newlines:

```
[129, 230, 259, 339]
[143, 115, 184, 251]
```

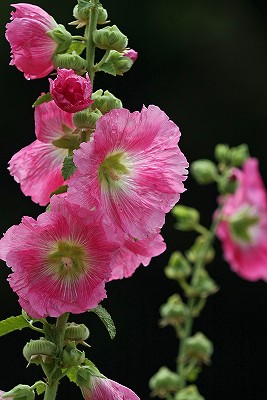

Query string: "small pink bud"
[49, 68, 93, 113]
[124, 49, 138, 62]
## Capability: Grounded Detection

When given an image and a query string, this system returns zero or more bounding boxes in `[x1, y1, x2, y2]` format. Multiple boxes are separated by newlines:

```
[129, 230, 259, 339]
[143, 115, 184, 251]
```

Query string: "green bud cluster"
[93, 25, 128, 52]
[184, 332, 213, 364]
[53, 53, 87, 74]
[172, 205, 200, 231]
[91, 89, 122, 114]
[159, 294, 188, 327]
[73, 108, 102, 130]
[149, 366, 181, 398]
[190, 159, 218, 185]
[2, 384, 35, 400]
[165, 251, 191, 281]
[23, 338, 57, 365]
[175, 385, 205, 400]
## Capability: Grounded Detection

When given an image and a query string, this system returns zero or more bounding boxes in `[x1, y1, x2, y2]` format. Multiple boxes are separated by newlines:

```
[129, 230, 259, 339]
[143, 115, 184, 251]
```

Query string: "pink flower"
[81, 376, 140, 400]
[216, 158, 267, 281]
[8, 99, 74, 206]
[67, 105, 188, 239]
[0, 196, 121, 318]
[124, 49, 138, 62]
[0, 391, 12, 400]
[5, 3, 58, 79]
[49, 69, 94, 113]
[110, 231, 166, 280]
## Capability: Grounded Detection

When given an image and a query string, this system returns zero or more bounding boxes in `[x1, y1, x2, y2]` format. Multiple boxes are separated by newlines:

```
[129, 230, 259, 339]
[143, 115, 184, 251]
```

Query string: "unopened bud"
[172, 205, 200, 231]
[53, 53, 87, 74]
[97, 7, 108, 24]
[165, 251, 191, 281]
[175, 385, 204, 400]
[190, 269, 218, 298]
[214, 143, 230, 164]
[47, 24, 72, 54]
[73, 108, 102, 129]
[91, 89, 122, 114]
[23, 339, 56, 364]
[102, 50, 134, 76]
[64, 322, 90, 342]
[73, 4, 90, 21]
[184, 332, 213, 364]
[60, 342, 85, 368]
[159, 294, 188, 327]
[3, 385, 35, 400]
[190, 159, 218, 185]
[93, 25, 128, 52]
[186, 236, 215, 265]
[149, 366, 181, 398]
[230, 144, 249, 167]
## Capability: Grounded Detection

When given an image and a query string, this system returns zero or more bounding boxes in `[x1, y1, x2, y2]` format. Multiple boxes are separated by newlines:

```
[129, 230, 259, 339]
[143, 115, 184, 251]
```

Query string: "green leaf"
[62, 156, 77, 180]
[99, 62, 117, 76]
[32, 92, 52, 108]
[0, 315, 31, 337]
[68, 42, 86, 56]
[34, 381, 46, 396]
[66, 366, 79, 385]
[89, 305, 116, 339]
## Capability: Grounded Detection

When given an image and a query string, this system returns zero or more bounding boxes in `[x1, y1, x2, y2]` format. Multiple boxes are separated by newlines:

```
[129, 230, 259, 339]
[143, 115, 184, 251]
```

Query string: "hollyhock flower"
[110, 231, 166, 280]
[0, 196, 121, 318]
[124, 49, 138, 62]
[216, 157, 267, 281]
[67, 105, 188, 239]
[81, 376, 140, 400]
[49, 68, 94, 113]
[5, 3, 58, 79]
[8, 99, 75, 206]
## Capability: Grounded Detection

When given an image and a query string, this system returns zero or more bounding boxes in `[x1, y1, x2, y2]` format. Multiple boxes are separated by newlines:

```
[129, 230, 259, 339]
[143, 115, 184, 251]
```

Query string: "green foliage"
[89, 305, 116, 339]
[0, 315, 31, 337]
[62, 156, 77, 180]
[32, 92, 52, 108]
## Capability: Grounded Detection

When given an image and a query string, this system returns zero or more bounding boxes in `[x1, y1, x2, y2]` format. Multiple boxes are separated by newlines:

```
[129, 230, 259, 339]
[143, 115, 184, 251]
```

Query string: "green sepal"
[0, 315, 32, 337]
[32, 92, 52, 108]
[62, 156, 77, 180]
[78, 0, 95, 15]
[89, 305, 116, 339]
[99, 62, 117, 76]
[66, 366, 79, 385]
[34, 381, 46, 396]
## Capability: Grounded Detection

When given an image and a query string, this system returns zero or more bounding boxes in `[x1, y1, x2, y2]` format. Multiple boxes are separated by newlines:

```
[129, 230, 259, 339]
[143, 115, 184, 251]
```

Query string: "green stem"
[176, 209, 223, 388]
[85, 0, 99, 85]
[43, 383, 58, 400]
[93, 49, 111, 71]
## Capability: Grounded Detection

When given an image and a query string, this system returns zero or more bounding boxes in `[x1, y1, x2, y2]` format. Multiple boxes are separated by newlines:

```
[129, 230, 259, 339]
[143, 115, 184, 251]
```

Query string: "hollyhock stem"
[177, 210, 222, 389]
[85, 0, 99, 84]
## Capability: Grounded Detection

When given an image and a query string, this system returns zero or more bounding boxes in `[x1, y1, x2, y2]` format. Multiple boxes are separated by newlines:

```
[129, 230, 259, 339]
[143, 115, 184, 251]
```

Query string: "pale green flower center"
[98, 151, 130, 190]
[229, 206, 259, 244]
[47, 241, 87, 281]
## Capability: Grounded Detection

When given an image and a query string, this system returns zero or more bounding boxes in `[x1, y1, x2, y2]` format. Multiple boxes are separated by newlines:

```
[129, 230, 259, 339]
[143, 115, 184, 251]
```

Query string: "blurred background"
[0, 0, 267, 399]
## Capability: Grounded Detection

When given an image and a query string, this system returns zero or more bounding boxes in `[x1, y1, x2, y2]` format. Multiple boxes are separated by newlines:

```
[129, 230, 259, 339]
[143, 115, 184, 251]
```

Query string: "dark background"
[1, 0, 267, 399]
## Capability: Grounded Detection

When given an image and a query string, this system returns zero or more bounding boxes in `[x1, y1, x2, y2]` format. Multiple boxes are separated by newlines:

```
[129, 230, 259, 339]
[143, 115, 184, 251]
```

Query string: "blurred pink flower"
[49, 69, 94, 113]
[8, 99, 74, 206]
[124, 49, 138, 62]
[216, 158, 267, 281]
[5, 3, 58, 79]
[0, 391, 12, 400]
[67, 105, 188, 239]
[0, 196, 121, 318]
[82, 376, 140, 400]
[110, 231, 166, 280]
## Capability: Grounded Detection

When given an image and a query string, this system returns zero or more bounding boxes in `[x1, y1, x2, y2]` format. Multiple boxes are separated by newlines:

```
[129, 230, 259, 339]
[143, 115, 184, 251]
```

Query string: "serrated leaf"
[66, 366, 79, 384]
[0, 315, 31, 337]
[35, 381, 46, 396]
[89, 305, 116, 339]
[32, 92, 52, 108]
[62, 156, 77, 180]
[99, 62, 117, 76]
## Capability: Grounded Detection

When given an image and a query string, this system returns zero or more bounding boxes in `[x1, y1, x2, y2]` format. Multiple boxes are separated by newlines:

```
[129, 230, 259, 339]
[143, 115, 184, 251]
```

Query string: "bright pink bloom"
[82, 376, 140, 400]
[5, 3, 58, 79]
[67, 105, 188, 239]
[216, 158, 267, 281]
[110, 231, 166, 280]
[0, 196, 121, 318]
[124, 49, 138, 62]
[49, 69, 93, 113]
[8, 100, 74, 206]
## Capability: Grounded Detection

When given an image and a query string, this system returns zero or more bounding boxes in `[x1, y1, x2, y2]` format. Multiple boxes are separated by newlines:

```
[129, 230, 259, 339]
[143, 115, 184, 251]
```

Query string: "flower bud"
[159, 294, 188, 327]
[73, 4, 90, 21]
[91, 89, 122, 114]
[149, 366, 181, 398]
[102, 50, 134, 76]
[184, 332, 213, 364]
[124, 49, 138, 62]
[165, 251, 191, 281]
[190, 159, 218, 185]
[93, 25, 128, 52]
[53, 53, 87, 74]
[73, 108, 102, 129]
[60, 342, 85, 367]
[189, 269, 218, 298]
[47, 24, 72, 54]
[172, 205, 200, 231]
[3, 385, 35, 400]
[64, 322, 90, 342]
[186, 236, 215, 265]
[214, 143, 230, 164]
[175, 385, 204, 400]
[230, 143, 249, 167]
[97, 7, 108, 24]
[23, 339, 57, 364]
